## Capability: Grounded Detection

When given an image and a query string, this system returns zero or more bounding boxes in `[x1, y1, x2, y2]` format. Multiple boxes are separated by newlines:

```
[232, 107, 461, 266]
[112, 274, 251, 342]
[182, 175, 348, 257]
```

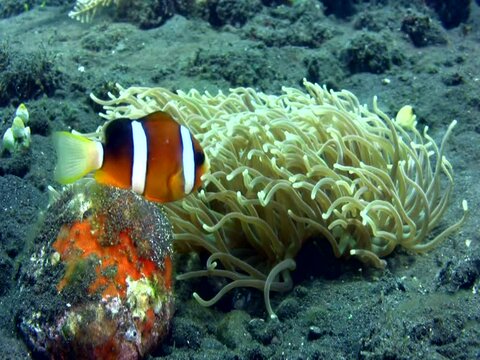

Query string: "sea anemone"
[91, 79, 468, 318]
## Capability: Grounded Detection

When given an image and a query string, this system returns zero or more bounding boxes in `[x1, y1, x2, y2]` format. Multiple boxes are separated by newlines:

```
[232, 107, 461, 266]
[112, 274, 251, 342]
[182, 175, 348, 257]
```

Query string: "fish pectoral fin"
[53, 131, 103, 184]
[166, 170, 186, 201]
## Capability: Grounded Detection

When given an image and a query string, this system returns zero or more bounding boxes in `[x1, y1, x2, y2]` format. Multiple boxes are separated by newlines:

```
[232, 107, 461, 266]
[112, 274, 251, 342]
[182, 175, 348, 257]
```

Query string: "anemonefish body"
[53, 111, 208, 203]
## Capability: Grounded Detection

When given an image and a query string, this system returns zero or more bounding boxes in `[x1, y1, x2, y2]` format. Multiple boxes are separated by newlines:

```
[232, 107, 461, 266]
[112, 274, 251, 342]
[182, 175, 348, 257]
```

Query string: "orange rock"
[19, 184, 174, 359]
[53, 219, 168, 300]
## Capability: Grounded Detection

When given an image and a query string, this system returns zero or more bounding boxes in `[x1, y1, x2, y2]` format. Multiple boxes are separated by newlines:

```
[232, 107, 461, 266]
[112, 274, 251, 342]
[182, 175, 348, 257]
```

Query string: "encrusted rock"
[18, 182, 174, 359]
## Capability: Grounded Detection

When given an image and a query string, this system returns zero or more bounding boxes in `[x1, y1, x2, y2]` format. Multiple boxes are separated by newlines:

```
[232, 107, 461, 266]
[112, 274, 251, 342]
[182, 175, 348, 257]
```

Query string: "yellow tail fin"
[53, 132, 103, 184]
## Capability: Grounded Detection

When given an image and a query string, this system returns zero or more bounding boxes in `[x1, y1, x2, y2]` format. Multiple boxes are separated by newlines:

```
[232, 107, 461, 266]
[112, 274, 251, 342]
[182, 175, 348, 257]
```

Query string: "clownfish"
[53, 111, 209, 203]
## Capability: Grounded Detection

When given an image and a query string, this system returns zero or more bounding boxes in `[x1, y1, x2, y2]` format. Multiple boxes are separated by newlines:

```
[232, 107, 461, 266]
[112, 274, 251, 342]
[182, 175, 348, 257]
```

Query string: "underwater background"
[0, 0, 479, 359]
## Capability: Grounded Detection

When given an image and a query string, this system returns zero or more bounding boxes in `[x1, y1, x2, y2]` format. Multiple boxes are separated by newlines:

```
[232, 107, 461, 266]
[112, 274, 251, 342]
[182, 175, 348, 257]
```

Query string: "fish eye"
[195, 151, 205, 166]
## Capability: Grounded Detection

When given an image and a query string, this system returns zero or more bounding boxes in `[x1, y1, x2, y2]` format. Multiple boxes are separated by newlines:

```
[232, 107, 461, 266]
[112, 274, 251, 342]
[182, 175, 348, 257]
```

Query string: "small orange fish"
[53, 111, 208, 203]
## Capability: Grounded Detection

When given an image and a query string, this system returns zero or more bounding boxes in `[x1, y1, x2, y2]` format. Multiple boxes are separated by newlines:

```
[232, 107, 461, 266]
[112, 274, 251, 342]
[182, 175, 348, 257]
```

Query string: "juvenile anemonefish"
[53, 111, 209, 203]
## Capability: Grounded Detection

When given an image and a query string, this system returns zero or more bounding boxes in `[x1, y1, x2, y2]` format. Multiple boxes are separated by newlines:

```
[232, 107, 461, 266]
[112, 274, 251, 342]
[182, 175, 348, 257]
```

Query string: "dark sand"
[0, 0, 479, 359]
